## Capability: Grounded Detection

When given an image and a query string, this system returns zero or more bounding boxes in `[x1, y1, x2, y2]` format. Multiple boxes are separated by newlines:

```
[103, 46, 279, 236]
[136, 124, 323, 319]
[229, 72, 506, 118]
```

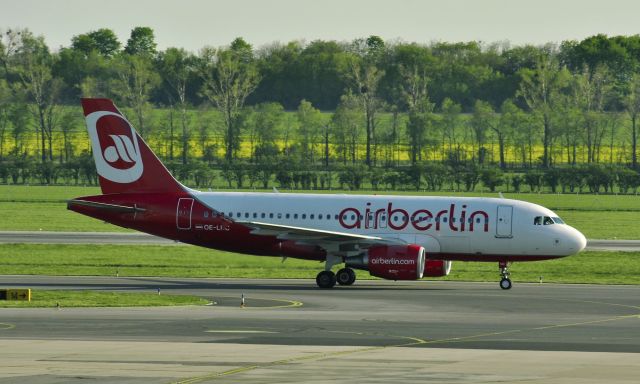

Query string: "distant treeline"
[2, 27, 640, 189]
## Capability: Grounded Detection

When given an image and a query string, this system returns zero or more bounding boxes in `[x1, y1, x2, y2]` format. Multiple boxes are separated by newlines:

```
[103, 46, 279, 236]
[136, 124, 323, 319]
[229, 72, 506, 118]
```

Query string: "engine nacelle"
[423, 259, 452, 277]
[346, 244, 426, 280]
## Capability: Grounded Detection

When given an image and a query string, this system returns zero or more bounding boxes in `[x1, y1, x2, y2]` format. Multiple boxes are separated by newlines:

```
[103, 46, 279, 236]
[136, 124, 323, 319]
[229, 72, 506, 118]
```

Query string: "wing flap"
[235, 220, 383, 242]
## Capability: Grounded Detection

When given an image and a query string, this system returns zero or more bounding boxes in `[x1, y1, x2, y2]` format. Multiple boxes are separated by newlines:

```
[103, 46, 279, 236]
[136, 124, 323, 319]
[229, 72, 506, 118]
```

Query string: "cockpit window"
[534, 216, 558, 225]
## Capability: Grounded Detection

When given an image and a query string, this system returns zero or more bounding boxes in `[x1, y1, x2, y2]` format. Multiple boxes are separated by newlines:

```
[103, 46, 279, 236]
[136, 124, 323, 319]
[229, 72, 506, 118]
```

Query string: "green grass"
[0, 289, 209, 308]
[0, 244, 638, 285]
[0, 201, 131, 232]
[555, 210, 639, 239]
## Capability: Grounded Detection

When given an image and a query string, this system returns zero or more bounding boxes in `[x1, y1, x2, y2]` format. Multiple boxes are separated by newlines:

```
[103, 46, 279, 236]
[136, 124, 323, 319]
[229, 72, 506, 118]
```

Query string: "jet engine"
[423, 259, 452, 277]
[345, 244, 426, 280]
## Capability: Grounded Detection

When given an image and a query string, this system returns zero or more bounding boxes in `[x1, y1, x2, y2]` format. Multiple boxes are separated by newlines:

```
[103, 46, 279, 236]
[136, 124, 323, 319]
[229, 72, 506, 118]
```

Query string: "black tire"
[336, 268, 356, 286]
[316, 271, 337, 289]
[499, 278, 512, 290]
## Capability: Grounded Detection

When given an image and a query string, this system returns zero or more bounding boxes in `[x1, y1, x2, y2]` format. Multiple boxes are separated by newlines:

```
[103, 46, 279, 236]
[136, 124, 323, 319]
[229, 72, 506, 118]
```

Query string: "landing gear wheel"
[336, 268, 356, 286]
[316, 271, 337, 289]
[498, 261, 512, 290]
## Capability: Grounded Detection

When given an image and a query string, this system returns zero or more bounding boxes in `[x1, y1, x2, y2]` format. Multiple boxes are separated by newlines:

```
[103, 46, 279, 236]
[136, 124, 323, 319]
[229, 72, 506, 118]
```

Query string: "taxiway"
[0, 276, 638, 383]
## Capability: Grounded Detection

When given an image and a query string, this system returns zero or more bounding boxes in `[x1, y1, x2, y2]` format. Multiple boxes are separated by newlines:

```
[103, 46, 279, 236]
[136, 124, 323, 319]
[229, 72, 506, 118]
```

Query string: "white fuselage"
[193, 192, 587, 259]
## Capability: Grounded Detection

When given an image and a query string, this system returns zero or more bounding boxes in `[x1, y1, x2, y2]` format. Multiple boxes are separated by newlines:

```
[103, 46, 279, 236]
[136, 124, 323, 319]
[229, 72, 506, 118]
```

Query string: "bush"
[480, 167, 504, 192]
[524, 171, 543, 192]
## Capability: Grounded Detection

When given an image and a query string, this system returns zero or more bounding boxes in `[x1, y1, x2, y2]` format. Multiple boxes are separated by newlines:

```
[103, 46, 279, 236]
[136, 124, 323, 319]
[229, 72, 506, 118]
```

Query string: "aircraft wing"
[235, 220, 403, 246]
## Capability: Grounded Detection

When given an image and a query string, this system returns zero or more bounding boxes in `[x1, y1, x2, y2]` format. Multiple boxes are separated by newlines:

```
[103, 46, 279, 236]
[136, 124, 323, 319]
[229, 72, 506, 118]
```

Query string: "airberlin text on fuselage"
[338, 202, 489, 232]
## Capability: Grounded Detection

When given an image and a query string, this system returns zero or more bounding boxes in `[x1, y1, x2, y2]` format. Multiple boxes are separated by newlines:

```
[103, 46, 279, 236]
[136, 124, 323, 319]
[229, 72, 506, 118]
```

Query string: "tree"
[0, 79, 10, 160]
[492, 100, 519, 169]
[296, 100, 323, 165]
[345, 47, 385, 166]
[439, 98, 463, 163]
[124, 27, 157, 56]
[71, 28, 120, 57]
[332, 92, 362, 165]
[518, 51, 570, 168]
[470, 100, 497, 164]
[110, 54, 160, 137]
[398, 61, 434, 164]
[157, 47, 196, 164]
[12, 31, 63, 162]
[624, 73, 640, 168]
[571, 65, 613, 163]
[199, 43, 260, 162]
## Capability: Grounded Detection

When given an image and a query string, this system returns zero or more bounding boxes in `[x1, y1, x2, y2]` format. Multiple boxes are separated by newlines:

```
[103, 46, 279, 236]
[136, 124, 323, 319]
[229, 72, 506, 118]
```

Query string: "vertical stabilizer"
[81, 98, 185, 195]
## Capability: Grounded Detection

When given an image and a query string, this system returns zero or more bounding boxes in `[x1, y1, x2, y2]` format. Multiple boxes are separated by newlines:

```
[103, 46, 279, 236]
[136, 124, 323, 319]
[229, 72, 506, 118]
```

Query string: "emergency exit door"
[496, 205, 513, 238]
[176, 198, 194, 230]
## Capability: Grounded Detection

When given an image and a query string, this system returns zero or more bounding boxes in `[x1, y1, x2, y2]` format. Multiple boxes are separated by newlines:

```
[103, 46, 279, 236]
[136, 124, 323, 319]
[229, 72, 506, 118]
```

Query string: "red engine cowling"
[423, 260, 452, 277]
[348, 244, 426, 280]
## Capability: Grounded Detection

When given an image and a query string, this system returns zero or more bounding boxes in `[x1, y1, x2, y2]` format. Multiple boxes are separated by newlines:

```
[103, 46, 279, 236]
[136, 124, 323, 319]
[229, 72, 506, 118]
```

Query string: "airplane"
[68, 98, 587, 290]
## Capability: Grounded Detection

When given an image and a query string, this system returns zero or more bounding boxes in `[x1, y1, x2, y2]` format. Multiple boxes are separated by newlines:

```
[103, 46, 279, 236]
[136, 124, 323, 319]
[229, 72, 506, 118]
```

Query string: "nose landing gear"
[499, 261, 512, 290]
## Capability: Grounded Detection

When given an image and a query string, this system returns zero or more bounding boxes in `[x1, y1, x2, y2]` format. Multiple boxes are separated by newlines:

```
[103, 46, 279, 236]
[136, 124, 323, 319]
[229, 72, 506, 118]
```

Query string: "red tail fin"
[81, 98, 185, 195]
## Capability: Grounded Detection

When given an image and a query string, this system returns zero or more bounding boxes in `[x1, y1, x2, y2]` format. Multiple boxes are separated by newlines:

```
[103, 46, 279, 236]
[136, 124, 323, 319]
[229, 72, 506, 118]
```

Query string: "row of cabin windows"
[222, 212, 336, 220]
[204, 211, 487, 224]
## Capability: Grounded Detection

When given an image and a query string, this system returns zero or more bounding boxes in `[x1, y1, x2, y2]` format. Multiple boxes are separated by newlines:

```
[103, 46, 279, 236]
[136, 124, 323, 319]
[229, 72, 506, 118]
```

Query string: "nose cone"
[568, 227, 587, 254]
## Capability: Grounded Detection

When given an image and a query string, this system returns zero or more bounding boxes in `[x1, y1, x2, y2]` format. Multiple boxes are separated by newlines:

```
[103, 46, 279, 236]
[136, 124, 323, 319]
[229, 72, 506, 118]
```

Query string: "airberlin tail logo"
[86, 111, 143, 183]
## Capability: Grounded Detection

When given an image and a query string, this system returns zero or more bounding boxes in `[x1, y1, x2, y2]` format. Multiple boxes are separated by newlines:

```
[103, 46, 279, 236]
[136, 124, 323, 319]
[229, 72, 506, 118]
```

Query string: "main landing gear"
[499, 261, 512, 290]
[316, 270, 336, 289]
[316, 255, 357, 288]
[336, 268, 356, 286]
[316, 268, 357, 289]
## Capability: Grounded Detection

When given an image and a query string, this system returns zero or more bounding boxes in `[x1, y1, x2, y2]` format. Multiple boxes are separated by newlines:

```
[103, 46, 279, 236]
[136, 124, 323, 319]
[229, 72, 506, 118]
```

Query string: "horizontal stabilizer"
[67, 199, 146, 213]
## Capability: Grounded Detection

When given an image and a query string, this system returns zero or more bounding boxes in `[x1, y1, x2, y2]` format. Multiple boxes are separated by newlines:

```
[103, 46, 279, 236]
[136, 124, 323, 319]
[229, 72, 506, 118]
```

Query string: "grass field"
[1, 186, 638, 238]
[0, 289, 208, 308]
[0, 244, 638, 285]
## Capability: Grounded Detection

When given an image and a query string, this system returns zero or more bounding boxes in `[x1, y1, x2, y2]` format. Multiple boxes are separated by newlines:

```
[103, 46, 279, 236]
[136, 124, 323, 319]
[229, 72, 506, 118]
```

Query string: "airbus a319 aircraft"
[68, 99, 587, 290]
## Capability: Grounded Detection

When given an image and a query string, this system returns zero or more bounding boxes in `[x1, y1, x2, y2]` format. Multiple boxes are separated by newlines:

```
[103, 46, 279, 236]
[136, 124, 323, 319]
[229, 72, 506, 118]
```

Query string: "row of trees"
[3, 152, 639, 195]
[2, 27, 640, 186]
